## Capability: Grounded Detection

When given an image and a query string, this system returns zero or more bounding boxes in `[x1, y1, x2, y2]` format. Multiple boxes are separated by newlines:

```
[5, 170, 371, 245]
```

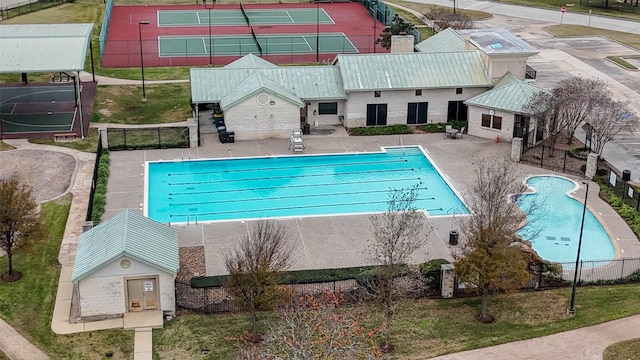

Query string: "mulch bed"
[177, 246, 206, 283]
[520, 134, 588, 175]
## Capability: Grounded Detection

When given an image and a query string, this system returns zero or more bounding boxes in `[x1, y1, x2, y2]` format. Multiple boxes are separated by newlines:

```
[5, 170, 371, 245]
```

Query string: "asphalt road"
[409, 0, 640, 34]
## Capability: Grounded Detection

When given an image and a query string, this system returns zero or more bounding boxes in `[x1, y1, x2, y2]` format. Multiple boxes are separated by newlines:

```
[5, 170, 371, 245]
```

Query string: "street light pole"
[138, 20, 149, 102]
[203, 0, 215, 66]
[316, 0, 319, 63]
[568, 181, 589, 316]
[372, 0, 377, 53]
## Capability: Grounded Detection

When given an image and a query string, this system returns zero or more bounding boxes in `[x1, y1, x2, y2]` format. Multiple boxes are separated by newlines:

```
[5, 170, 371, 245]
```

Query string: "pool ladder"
[186, 215, 198, 225]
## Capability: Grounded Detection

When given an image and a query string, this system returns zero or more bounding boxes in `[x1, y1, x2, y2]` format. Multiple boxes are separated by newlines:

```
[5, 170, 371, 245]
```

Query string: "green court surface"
[1, 114, 74, 133]
[0, 86, 76, 133]
[158, 33, 357, 57]
[158, 9, 334, 27]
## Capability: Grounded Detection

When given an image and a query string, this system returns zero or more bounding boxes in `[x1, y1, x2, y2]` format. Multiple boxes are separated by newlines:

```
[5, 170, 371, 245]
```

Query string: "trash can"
[227, 132, 235, 143]
[303, 123, 311, 135]
[215, 117, 225, 127]
[217, 125, 226, 134]
[623, 170, 631, 181]
[449, 230, 459, 245]
[219, 131, 229, 143]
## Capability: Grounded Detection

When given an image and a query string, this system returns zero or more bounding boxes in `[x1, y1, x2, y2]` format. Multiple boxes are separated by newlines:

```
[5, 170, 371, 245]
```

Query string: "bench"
[54, 133, 78, 142]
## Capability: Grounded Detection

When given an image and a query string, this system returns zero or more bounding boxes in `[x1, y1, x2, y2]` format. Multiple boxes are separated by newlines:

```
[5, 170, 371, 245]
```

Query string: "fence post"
[540, 145, 545, 167]
[563, 150, 567, 172]
[123, 129, 127, 149]
[158, 128, 161, 148]
[621, 258, 625, 280]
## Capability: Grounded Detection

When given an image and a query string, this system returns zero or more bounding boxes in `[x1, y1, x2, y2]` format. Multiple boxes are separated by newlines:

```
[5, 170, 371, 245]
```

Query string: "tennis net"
[250, 26, 263, 55]
[239, 3, 250, 25]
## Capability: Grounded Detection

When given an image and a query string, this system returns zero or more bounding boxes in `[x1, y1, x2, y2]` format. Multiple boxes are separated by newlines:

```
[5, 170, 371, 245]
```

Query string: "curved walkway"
[430, 314, 640, 359]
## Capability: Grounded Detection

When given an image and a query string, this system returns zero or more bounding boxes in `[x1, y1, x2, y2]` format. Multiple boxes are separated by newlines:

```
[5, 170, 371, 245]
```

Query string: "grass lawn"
[545, 24, 640, 51]
[389, 0, 493, 21]
[604, 338, 640, 359]
[0, 194, 134, 359]
[29, 128, 100, 153]
[0, 142, 16, 151]
[93, 83, 192, 124]
[493, 0, 640, 21]
[152, 284, 640, 359]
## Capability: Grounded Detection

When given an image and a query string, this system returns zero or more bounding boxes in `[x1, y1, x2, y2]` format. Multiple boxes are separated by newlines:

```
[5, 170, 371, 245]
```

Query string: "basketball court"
[0, 85, 78, 134]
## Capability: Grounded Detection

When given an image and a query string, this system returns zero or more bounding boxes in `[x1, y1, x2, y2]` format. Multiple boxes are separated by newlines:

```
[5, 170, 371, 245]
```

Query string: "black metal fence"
[176, 279, 367, 314]
[579, 0, 640, 14]
[597, 167, 640, 211]
[0, 0, 70, 19]
[85, 133, 104, 222]
[107, 127, 189, 151]
[520, 145, 586, 176]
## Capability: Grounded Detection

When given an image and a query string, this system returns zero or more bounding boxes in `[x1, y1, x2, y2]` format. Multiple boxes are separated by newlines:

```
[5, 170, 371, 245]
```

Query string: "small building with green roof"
[190, 28, 540, 142]
[72, 210, 179, 319]
[465, 72, 546, 143]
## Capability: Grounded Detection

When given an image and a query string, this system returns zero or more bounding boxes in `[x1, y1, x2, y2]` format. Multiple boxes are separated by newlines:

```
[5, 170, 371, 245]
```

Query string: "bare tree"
[224, 220, 295, 339]
[454, 158, 541, 323]
[586, 98, 639, 155]
[0, 176, 42, 282]
[552, 77, 608, 145]
[523, 89, 560, 156]
[366, 183, 427, 352]
[427, 8, 473, 30]
[232, 291, 382, 360]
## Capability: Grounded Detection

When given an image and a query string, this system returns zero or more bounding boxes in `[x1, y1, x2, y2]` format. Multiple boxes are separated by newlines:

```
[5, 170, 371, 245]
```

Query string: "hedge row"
[349, 125, 413, 136]
[91, 151, 109, 224]
[596, 178, 640, 237]
[190, 266, 379, 288]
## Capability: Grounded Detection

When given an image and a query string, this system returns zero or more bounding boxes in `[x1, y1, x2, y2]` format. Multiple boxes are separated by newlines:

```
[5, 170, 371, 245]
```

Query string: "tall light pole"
[568, 181, 589, 316]
[203, 0, 215, 66]
[372, 0, 377, 53]
[138, 20, 149, 102]
[316, 0, 319, 63]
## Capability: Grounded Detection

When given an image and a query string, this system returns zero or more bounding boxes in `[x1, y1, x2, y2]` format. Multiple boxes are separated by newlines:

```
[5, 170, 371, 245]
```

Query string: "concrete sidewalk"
[431, 314, 640, 360]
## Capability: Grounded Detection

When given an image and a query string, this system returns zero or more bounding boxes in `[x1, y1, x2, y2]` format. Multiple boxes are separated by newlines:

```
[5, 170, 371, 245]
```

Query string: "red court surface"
[102, 2, 387, 67]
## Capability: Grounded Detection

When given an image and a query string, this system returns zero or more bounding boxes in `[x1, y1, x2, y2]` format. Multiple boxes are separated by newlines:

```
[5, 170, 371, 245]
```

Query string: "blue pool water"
[145, 147, 468, 223]
[516, 176, 615, 264]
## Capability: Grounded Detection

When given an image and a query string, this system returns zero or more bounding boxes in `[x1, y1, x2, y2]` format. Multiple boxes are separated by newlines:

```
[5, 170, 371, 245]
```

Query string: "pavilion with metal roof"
[0, 23, 96, 76]
[0, 23, 96, 139]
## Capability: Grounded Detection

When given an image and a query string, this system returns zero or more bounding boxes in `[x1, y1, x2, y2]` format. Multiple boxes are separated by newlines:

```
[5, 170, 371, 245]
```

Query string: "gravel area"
[177, 246, 206, 283]
[0, 149, 76, 203]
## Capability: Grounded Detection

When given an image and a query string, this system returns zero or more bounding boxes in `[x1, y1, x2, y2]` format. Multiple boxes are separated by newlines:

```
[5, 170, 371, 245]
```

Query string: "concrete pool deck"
[104, 131, 640, 276]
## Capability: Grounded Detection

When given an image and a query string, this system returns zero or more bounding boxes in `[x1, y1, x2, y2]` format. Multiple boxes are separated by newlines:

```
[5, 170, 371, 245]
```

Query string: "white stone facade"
[343, 87, 487, 128]
[77, 257, 176, 317]
[224, 93, 302, 140]
[305, 100, 346, 126]
[467, 105, 539, 143]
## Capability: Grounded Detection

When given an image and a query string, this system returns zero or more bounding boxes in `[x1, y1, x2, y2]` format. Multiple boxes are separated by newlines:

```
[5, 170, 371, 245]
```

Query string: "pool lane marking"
[169, 188, 434, 206]
[295, 219, 312, 268]
[168, 177, 423, 196]
[166, 158, 410, 176]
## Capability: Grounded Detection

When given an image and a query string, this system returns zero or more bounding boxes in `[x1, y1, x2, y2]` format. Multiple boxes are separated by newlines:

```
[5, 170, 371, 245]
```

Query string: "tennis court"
[158, 32, 358, 57]
[0, 86, 77, 134]
[157, 8, 334, 27]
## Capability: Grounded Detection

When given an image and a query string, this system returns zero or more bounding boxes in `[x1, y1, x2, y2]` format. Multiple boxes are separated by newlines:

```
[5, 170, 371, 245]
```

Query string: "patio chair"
[445, 124, 453, 139]
[456, 127, 465, 139]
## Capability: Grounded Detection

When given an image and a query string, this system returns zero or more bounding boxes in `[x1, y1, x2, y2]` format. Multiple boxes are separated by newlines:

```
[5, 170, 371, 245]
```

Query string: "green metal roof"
[220, 73, 303, 109]
[336, 52, 492, 91]
[415, 28, 466, 53]
[72, 210, 179, 282]
[224, 53, 278, 69]
[0, 24, 94, 73]
[190, 63, 345, 103]
[464, 73, 546, 114]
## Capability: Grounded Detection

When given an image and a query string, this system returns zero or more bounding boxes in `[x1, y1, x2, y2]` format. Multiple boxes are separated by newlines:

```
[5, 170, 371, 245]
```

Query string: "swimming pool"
[145, 146, 468, 223]
[516, 176, 615, 264]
